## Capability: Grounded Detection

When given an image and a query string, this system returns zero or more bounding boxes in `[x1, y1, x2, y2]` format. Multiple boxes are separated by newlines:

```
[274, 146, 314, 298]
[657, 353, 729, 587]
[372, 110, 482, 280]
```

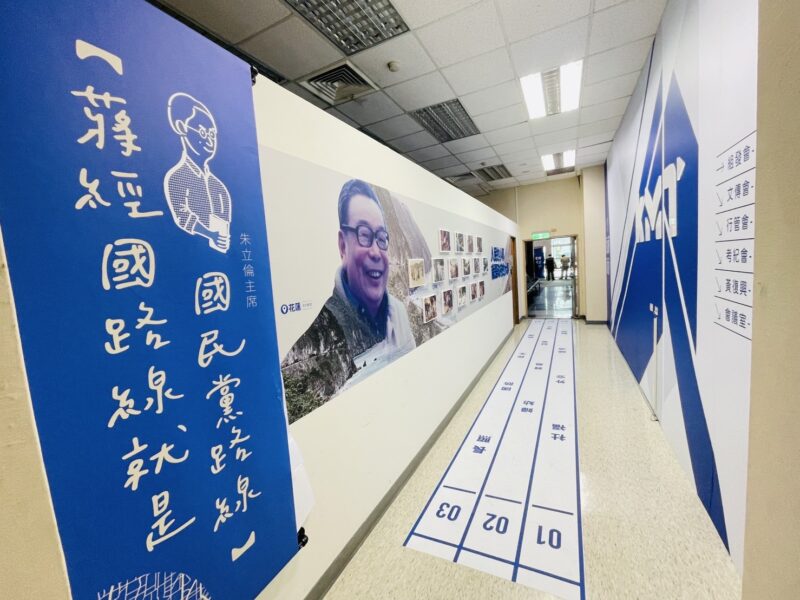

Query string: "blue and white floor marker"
[404, 319, 585, 600]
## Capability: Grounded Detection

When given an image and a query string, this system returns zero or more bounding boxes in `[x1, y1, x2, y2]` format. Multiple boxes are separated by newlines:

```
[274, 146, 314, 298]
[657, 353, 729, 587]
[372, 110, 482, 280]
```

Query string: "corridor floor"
[324, 320, 741, 599]
[529, 280, 575, 319]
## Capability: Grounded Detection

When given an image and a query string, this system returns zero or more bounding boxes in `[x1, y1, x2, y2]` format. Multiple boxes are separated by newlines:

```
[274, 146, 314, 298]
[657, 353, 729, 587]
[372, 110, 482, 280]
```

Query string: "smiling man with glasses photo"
[281, 179, 415, 422]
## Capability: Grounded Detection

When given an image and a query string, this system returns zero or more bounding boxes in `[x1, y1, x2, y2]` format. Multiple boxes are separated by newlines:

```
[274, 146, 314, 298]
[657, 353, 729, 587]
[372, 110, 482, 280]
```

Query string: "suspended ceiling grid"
[157, 0, 667, 197]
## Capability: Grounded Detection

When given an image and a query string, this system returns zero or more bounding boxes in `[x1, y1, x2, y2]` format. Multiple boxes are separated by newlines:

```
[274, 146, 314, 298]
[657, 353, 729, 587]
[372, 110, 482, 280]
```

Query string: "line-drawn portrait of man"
[281, 179, 416, 422]
[163, 93, 231, 253]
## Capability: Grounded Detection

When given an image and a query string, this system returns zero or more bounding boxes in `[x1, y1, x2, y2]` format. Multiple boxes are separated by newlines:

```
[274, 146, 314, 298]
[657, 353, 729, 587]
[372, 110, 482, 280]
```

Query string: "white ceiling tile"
[499, 148, 540, 164]
[284, 82, 330, 109]
[484, 122, 531, 145]
[529, 111, 581, 135]
[507, 162, 543, 177]
[581, 72, 639, 106]
[325, 108, 360, 129]
[577, 152, 607, 163]
[509, 18, 589, 76]
[407, 144, 451, 162]
[489, 177, 519, 189]
[577, 157, 606, 168]
[538, 140, 580, 155]
[441, 48, 515, 96]
[579, 132, 617, 148]
[435, 164, 471, 177]
[421, 155, 462, 170]
[516, 174, 548, 184]
[390, 130, 440, 152]
[165, 0, 291, 44]
[493, 136, 536, 156]
[443, 134, 490, 153]
[466, 156, 502, 169]
[472, 103, 528, 131]
[578, 143, 611, 158]
[579, 97, 630, 124]
[350, 33, 436, 87]
[576, 156, 608, 167]
[578, 115, 620, 137]
[457, 146, 498, 163]
[239, 17, 341, 79]
[589, 0, 667, 54]
[535, 128, 579, 148]
[391, 0, 482, 28]
[365, 114, 423, 140]
[460, 80, 524, 116]
[496, 0, 591, 43]
[416, 0, 506, 67]
[585, 37, 653, 85]
[594, 0, 628, 9]
[335, 91, 403, 126]
[385, 71, 455, 111]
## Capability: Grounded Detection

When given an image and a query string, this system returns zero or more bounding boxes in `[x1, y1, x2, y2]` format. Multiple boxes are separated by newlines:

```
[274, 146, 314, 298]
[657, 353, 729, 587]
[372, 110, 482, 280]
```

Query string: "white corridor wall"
[252, 79, 519, 598]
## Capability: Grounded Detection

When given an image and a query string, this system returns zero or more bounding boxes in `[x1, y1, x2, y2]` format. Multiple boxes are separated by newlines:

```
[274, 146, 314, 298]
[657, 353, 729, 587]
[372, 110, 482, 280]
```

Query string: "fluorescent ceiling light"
[522, 60, 583, 119]
[285, 0, 409, 55]
[521, 72, 546, 119]
[542, 151, 576, 175]
[559, 60, 582, 113]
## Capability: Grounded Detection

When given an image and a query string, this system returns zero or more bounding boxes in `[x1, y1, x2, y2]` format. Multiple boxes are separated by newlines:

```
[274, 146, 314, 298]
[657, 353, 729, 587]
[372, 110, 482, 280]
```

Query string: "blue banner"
[0, 1, 297, 598]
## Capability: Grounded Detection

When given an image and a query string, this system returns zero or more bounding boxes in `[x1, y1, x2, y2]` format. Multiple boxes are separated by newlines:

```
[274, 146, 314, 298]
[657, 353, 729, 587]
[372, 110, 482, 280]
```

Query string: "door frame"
[510, 235, 520, 324]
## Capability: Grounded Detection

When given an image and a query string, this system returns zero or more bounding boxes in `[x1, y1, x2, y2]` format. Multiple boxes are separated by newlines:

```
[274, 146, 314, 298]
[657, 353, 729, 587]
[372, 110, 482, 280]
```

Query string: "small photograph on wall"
[467, 234, 474, 253]
[479, 280, 485, 299]
[433, 258, 445, 283]
[423, 293, 438, 323]
[492, 246, 505, 262]
[457, 285, 467, 308]
[408, 258, 425, 289]
[476, 236, 483, 253]
[442, 289, 453, 316]
[470, 282, 478, 302]
[483, 257, 489, 273]
[449, 258, 459, 280]
[455, 232, 465, 253]
[473, 257, 481, 275]
[439, 229, 451, 252]
[462, 257, 471, 277]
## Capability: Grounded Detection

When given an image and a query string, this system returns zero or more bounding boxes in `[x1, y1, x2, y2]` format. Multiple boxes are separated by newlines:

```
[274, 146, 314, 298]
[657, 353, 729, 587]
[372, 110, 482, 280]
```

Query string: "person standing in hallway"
[560, 254, 570, 279]
[545, 254, 556, 281]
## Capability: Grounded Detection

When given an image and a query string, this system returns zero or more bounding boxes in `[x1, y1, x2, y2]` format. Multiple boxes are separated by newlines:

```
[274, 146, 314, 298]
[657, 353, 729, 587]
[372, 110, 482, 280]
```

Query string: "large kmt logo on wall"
[613, 74, 728, 547]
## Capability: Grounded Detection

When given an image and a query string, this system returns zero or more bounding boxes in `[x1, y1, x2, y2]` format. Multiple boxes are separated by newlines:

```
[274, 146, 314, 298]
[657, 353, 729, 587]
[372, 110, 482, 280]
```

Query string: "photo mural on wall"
[263, 152, 513, 423]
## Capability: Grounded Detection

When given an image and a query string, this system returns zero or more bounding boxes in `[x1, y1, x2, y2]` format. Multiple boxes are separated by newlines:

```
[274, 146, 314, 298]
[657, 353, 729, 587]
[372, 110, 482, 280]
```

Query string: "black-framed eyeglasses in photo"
[341, 224, 389, 250]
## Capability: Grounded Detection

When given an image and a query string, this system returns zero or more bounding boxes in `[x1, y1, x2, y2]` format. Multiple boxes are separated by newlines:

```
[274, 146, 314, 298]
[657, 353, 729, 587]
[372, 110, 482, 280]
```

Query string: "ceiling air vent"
[409, 100, 480, 143]
[286, 0, 409, 55]
[474, 165, 512, 182]
[300, 61, 377, 105]
[445, 173, 481, 186]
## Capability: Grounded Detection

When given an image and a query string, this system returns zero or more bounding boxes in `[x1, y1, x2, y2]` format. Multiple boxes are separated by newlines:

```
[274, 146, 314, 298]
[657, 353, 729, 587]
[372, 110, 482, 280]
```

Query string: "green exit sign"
[531, 232, 551, 241]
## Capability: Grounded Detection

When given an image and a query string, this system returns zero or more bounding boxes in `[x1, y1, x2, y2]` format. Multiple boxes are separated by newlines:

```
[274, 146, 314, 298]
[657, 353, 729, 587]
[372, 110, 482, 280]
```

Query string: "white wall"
[252, 79, 519, 599]
[581, 166, 608, 322]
